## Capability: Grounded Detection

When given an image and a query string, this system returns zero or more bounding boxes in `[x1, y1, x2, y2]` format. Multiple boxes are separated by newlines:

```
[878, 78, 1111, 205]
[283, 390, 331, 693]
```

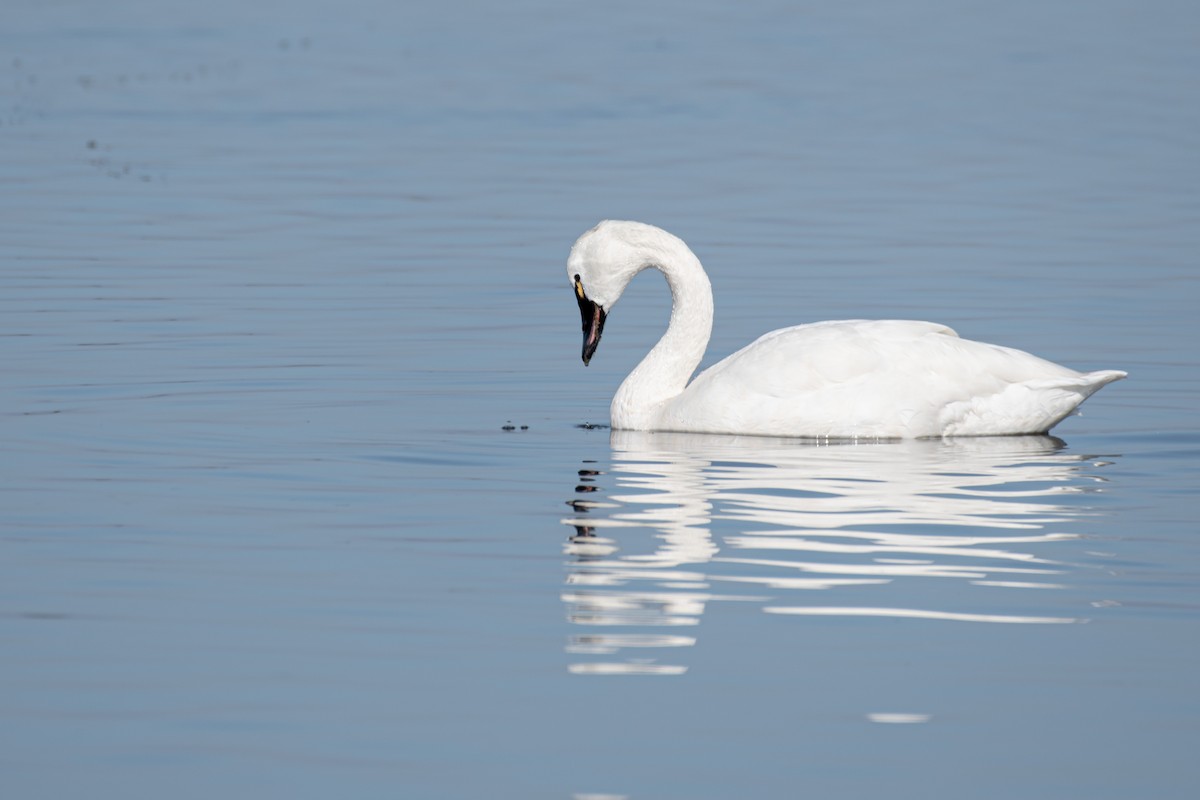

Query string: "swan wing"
[662, 320, 1123, 437]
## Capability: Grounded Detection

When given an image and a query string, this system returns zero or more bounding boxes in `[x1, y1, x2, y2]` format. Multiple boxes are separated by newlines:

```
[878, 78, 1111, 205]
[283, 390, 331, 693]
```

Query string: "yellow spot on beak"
[574, 278, 585, 300]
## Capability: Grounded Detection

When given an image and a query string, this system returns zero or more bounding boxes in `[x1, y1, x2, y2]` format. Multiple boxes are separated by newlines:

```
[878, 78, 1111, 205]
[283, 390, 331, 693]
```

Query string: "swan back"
[663, 319, 1124, 437]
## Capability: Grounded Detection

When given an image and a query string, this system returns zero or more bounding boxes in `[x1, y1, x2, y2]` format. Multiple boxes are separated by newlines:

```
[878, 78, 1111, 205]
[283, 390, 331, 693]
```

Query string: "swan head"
[567, 220, 685, 365]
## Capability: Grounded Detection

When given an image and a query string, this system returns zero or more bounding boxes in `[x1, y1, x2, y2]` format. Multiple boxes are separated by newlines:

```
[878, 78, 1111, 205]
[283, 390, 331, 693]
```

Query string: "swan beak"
[575, 279, 606, 366]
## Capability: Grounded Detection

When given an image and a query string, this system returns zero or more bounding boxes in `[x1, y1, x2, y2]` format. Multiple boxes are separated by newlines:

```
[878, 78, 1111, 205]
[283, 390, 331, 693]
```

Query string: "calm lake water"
[3, 1, 1198, 797]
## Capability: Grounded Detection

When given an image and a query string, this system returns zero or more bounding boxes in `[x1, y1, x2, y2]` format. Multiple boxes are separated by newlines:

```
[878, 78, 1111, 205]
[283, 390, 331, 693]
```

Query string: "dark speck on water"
[1, 1, 1197, 798]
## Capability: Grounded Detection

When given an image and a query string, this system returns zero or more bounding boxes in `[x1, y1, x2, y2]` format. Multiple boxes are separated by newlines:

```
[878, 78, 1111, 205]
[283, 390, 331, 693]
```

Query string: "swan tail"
[942, 369, 1127, 436]
[1078, 369, 1128, 391]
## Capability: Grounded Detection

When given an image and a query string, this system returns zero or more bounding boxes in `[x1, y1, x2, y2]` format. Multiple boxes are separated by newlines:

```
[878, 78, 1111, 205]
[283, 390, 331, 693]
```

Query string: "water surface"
[2, 1, 1198, 797]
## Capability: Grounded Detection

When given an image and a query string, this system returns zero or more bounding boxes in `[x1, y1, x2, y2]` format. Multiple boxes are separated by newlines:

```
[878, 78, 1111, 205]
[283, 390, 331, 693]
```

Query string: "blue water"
[2, 1, 1198, 797]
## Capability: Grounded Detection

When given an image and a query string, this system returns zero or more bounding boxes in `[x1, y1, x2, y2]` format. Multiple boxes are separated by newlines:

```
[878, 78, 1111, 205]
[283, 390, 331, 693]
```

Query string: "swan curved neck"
[611, 244, 713, 430]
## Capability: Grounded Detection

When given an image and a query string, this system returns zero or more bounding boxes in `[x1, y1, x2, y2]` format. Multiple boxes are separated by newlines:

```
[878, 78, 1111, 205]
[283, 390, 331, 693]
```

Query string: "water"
[2, 0, 1198, 797]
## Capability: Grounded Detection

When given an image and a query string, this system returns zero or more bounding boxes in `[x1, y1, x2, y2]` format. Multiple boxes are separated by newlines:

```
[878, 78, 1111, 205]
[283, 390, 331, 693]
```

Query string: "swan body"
[567, 220, 1125, 438]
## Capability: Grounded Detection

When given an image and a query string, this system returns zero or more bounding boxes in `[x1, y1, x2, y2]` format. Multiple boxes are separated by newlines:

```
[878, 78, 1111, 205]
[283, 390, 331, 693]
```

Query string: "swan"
[567, 220, 1126, 438]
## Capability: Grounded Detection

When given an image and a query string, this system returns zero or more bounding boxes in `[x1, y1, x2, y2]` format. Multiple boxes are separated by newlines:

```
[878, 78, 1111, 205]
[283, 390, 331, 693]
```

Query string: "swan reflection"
[563, 431, 1118, 675]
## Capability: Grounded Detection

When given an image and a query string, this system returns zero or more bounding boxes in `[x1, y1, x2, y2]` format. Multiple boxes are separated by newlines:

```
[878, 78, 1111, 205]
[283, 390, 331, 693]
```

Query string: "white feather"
[567, 221, 1125, 438]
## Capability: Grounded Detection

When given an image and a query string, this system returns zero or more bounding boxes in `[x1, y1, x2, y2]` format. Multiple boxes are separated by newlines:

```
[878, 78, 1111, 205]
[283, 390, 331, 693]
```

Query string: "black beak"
[575, 277, 606, 366]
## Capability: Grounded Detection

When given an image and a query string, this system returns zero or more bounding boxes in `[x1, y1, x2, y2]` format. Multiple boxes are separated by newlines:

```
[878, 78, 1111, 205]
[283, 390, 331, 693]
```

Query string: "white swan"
[568, 220, 1125, 438]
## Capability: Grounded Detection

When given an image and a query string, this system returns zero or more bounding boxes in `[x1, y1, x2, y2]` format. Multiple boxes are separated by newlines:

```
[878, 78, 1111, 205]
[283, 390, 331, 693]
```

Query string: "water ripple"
[563, 431, 1118, 675]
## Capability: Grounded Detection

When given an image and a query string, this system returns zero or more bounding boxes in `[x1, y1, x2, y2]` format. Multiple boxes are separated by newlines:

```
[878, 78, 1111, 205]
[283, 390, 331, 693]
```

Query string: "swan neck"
[612, 244, 713, 429]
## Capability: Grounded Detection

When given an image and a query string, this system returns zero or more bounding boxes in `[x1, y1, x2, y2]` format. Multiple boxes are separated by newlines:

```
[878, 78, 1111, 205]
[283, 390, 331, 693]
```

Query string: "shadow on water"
[562, 431, 1121, 676]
